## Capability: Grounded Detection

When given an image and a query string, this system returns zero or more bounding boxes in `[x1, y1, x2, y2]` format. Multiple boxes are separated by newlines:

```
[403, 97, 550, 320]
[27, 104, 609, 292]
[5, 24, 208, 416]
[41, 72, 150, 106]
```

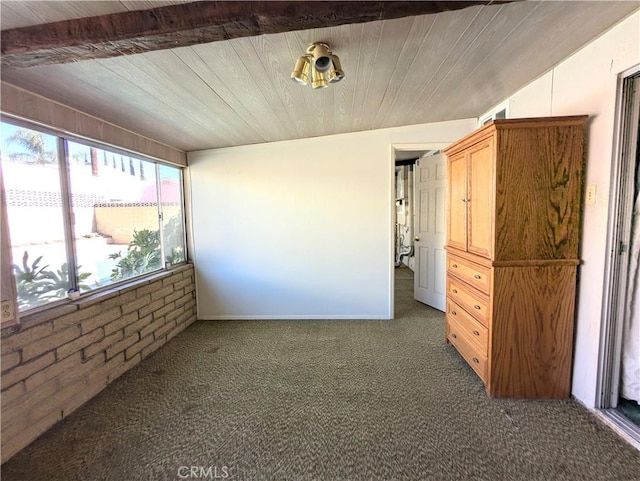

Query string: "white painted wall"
[188, 119, 476, 319]
[481, 11, 640, 407]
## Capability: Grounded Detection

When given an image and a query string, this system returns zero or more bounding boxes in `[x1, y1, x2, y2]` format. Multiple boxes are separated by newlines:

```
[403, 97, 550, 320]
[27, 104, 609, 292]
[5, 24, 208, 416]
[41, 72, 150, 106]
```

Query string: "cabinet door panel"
[447, 152, 467, 251]
[468, 139, 494, 258]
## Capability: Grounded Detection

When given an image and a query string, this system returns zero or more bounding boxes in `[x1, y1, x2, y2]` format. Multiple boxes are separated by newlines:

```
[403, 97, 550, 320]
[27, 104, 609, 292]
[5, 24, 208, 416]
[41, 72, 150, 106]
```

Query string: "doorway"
[392, 144, 449, 316]
[598, 66, 640, 443]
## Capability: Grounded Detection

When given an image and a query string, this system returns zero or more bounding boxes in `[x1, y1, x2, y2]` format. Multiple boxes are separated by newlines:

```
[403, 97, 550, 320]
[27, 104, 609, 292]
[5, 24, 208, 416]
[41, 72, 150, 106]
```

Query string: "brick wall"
[0, 264, 197, 463]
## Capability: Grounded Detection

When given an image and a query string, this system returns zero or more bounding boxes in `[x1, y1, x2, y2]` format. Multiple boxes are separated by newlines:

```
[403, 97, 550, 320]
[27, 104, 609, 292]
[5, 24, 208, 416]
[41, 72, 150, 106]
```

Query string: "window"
[1, 124, 69, 310]
[479, 100, 509, 126]
[0, 119, 187, 311]
[158, 164, 186, 266]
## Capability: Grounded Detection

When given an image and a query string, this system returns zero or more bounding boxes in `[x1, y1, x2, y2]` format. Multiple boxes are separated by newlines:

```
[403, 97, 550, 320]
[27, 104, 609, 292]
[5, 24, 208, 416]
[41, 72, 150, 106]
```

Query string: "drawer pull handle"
[452, 289, 458, 294]
[474, 274, 481, 279]
[472, 330, 480, 336]
[452, 264, 458, 268]
[472, 357, 480, 364]
[451, 333, 457, 339]
[451, 311, 457, 316]
[474, 305, 481, 310]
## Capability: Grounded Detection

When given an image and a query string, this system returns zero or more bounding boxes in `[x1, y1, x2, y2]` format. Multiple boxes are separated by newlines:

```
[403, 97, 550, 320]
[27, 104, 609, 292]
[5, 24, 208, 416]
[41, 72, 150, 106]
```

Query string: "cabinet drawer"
[447, 320, 488, 382]
[447, 277, 490, 328]
[447, 254, 491, 294]
[447, 300, 488, 354]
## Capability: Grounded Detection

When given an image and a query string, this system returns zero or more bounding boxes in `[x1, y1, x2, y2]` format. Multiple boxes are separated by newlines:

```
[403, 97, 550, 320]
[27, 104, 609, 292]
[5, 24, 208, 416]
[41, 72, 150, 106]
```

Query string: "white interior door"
[413, 153, 447, 311]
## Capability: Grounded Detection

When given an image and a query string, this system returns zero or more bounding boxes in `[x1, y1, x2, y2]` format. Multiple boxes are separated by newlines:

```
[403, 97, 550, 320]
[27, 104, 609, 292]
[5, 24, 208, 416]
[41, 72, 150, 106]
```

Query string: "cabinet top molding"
[445, 115, 589, 155]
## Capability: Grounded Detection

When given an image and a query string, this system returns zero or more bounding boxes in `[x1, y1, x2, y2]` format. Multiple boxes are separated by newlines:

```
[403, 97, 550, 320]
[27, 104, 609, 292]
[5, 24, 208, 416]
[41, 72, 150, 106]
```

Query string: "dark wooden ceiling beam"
[1, 1, 505, 69]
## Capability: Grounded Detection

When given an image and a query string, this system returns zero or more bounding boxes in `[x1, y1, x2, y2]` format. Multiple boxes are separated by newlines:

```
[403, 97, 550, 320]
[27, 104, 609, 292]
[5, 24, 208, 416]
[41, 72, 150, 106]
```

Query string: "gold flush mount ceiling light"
[291, 42, 345, 89]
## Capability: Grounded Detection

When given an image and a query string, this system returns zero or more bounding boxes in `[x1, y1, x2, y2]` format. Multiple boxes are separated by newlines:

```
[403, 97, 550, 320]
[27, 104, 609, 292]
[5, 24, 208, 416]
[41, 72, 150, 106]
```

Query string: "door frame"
[596, 64, 640, 442]
[390, 143, 451, 318]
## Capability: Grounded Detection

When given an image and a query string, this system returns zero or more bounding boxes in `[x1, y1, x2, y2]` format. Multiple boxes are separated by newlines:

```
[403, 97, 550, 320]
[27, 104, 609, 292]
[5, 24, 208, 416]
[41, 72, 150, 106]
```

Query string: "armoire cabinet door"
[467, 138, 494, 259]
[447, 151, 467, 251]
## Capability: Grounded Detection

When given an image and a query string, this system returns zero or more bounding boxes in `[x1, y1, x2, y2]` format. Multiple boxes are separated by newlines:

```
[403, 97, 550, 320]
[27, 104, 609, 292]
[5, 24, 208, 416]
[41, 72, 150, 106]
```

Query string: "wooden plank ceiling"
[1, 1, 638, 152]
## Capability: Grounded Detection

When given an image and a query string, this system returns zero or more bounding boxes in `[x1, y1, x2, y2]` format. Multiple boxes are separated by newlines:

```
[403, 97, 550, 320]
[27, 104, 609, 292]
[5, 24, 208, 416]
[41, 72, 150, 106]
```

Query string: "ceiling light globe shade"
[328, 54, 345, 83]
[311, 42, 332, 73]
[314, 56, 331, 73]
[330, 54, 344, 72]
[311, 69, 329, 89]
[291, 56, 310, 85]
[328, 68, 345, 83]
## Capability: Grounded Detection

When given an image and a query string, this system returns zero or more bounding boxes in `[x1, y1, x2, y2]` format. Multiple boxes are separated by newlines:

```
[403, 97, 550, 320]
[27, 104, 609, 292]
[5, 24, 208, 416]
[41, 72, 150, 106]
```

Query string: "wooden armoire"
[443, 116, 587, 399]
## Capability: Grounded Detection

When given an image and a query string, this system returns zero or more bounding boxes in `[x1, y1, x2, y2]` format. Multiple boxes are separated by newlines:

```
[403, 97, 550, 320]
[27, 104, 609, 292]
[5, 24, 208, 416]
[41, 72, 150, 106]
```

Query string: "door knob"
[414, 236, 420, 241]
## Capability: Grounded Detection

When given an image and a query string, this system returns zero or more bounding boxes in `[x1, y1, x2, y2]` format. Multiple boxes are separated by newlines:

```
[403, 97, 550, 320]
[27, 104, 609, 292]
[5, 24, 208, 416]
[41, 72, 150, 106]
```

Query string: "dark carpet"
[2, 267, 640, 480]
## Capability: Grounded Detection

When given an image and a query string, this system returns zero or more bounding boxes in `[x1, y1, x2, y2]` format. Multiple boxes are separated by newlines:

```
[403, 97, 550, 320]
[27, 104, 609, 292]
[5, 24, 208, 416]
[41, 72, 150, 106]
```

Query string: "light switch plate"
[586, 185, 597, 205]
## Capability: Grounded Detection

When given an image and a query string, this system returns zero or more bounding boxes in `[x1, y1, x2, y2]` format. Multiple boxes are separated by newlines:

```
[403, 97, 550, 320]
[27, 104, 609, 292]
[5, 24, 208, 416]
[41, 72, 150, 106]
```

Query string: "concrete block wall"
[0, 264, 197, 463]
[94, 205, 181, 244]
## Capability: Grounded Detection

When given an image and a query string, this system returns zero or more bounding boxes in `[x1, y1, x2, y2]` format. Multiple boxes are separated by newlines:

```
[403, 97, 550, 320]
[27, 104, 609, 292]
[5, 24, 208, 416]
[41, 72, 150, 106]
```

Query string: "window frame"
[478, 99, 510, 127]
[0, 114, 188, 315]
